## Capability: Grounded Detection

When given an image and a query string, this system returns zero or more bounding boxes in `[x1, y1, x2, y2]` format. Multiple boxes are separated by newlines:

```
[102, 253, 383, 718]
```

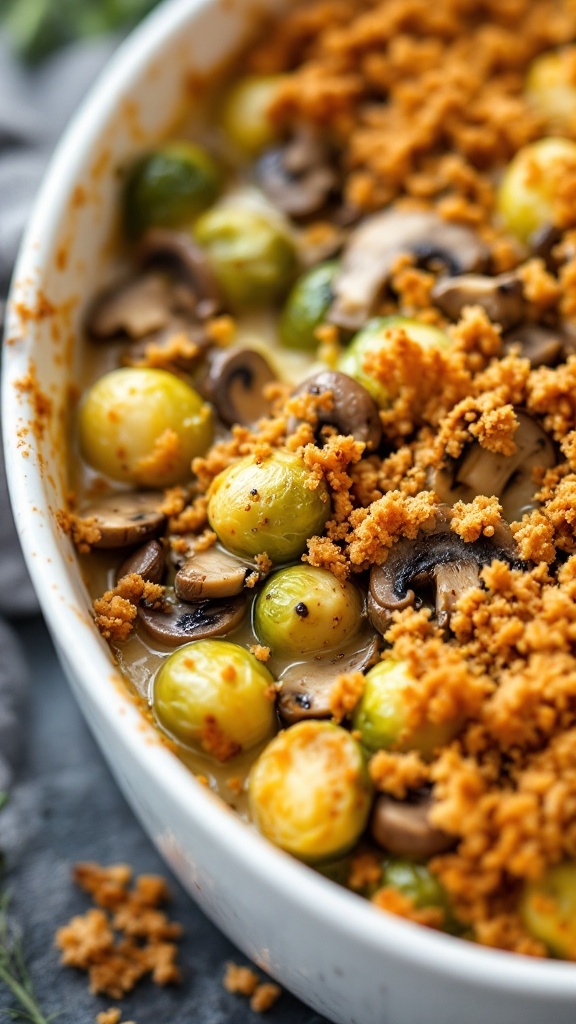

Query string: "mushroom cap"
[287, 369, 382, 451]
[277, 631, 380, 725]
[257, 126, 338, 219]
[86, 273, 195, 341]
[430, 409, 556, 522]
[370, 791, 455, 859]
[118, 539, 166, 584]
[431, 272, 526, 330]
[368, 505, 523, 635]
[201, 347, 276, 427]
[175, 545, 257, 600]
[138, 591, 248, 646]
[503, 322, 569, 368]
[329, 210, 488, 331]
[78, 492, 166, 549]
[138, 228, 222, 320]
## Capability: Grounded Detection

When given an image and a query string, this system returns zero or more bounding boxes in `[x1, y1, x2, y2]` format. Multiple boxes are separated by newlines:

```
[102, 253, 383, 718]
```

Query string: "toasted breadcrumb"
[55, 863, 182, 999]
[330, 671, 365, 723]
[200, 715, 242, 762]
[96, 1010, 136, 1024]
[450, 496, 503, 543]
[56, 509, 102, 553]
[368, 750, 430, 799]
[93, 574, 164, 642]
[348, 850, 383, 892]
[134, 429, 182, 484]
[371, 888, 444, 930]
[223, 963, 282, 1013]
[250, 982, 282, 1013]
[250, 644, 271, 662]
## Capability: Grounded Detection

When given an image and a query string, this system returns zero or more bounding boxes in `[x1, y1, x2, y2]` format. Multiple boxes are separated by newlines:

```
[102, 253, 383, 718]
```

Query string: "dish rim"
[4, 0, 576, 997]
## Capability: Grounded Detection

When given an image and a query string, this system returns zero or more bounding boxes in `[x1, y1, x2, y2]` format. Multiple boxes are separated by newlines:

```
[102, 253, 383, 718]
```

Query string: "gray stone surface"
[0, 616, 328, 1023]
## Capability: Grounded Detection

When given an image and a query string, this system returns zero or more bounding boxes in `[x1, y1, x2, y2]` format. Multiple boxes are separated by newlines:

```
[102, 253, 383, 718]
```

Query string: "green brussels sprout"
[195, 205, 297, 308]
[248, 720, 373, 861]
[279, 261, 339, 351]
[497, 137, 576, 243]
[525, 48, 576, 132]
[253, 564, 362, 656]
[207, 449, 330, 563]
[520, 861, 576, 959]
[220, 74, 284, 155]
[338, 316, 451, 408]
[78, 367, 213, 487]
[352, 658, 463, 758]
[382, 857, 448, 911]
[123, 142, 223, 238]
[153, 639, 276, 759]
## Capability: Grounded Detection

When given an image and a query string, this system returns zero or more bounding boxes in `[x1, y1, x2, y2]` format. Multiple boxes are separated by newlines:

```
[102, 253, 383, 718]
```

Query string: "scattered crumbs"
[133, 428, 182, 484]
[14, 363, 53, 441]
[450, 495, 503, 543]
[347, 850, 383, 892]
[96, 1010, 136, 1024]
[368, 750, 430, 799]
[249, 643, 271, 662]
[372, 887, 444, 930]
[200, 715, 242, 762]
[329, 671, 365, 723]
[56, 509, 102, 553]
[224, 962, 282, 1013]
[226, 776, 244, 795]
[205, 314, 236, 346]
[55, 862, 182, 999]
[93, 574, 164, 642]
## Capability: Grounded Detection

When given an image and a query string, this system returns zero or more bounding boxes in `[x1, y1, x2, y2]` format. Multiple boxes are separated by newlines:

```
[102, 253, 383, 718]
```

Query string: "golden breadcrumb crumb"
[93, 574, 164, 642]
[223, 963, 282, 1013]
[329, 671, 365, 723]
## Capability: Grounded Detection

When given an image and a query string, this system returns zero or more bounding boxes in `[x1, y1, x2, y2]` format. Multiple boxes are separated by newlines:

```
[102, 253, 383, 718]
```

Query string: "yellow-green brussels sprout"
[207, 449, 330, 563]
[279, 261, 339, 351]
[195, 205, 297, 308]
[154, 639, 276, 759]
[352, 658, 462, 758]
[254, 564, 362, 656]
[381, 857, 459, 932]
[338, 316, 451, 408]
[123, 142, 222, 238]
[497, 137, 576, 243]
[520, 861, 576, 959]
[525, 48, 576, 132]
[220, 75, 284, 155]
[249, 720, 373, 861]
[78, 367, 213, 487]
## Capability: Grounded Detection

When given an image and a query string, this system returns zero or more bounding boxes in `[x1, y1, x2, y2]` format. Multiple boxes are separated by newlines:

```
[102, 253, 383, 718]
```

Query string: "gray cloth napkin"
[0, 30, 118, 786]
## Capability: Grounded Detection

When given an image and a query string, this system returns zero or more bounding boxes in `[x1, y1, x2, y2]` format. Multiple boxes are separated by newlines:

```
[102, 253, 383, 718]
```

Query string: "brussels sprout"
[382, 857, 447, 910]
[195, 205, 297, 308]
[338, 316, 451, 408]
[526, 48, 576, 132]
[248, 720, 373, 861]
[520, 861, 576, 958]
[497, 137, 576, 243]
[254, 564, 362, 656]
[207, 449, 330, 563]
[123, 142, 223, 238]
[279, 261, 339, 351]
[352, 658, 462, 758]
[220, 74, 284, 155]
[154, 639, 276, 758]
[78, 367, 213, 487]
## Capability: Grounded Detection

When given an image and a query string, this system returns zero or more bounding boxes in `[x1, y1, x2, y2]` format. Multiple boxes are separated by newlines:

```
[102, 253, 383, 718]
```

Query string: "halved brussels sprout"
[78, 367, 213, 487]
[280, 261, 339, 351]
[497, 137, 576, 243]
[154, 639, 276, 759]
[220, 74, 284, 155]
[520, 861, 576, 959]
[123, 142, 222, 238]
[207, 449, 331, 563]
[525, 48, 576, 132]
[249, 720, 372, 861]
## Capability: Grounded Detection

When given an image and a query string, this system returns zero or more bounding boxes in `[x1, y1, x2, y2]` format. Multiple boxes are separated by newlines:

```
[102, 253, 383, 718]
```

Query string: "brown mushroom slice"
[139, 591, 247, 647]
[87, 273, 192, 340]
[368, 507, 522, 636]
[278, 633, 380, 725]
[329, 211, 488, 331]
[79, 492, 165, 549]
[371, 791, 454, 859]
[202, 348, 276, 427]
[503, 323, 566, 368]
[118, 540, 166, 584]
[138, 228, 221, 320]
[431, 272, 525, 330]
[286, 370, 382, 451]
[175, 546, 256, 600]
[431, 410, 556, 522]
[257, 126, 338, 219]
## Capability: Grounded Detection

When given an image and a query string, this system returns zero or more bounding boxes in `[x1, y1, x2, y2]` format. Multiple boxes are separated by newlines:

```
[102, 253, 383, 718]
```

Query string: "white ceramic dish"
[4, 2, 576, 1021]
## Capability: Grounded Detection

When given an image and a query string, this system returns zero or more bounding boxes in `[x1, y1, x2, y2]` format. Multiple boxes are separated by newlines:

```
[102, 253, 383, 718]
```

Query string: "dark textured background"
[0, 615, 329, 1023]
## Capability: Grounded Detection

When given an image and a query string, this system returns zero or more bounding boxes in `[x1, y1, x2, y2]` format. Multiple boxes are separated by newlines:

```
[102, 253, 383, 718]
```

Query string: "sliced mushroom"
[138, 591, 247, 646]
[371, 790, 455, 859]
[287, 370, 382, 451]
[118, 540, 166, 584]
[201, 347, 276, 426]
[329, 211, 488, 331]
[529, 223, 564, 274]
[86, 273, 194, 340]
[368, 506, 522, 635]
[430, 410, 556, 523]
[278, 632, 380, 725]
[431, 272, 525, 330]
[503, 322, 569, 368]
[257, 126, 338, 219]
[138, 228, 221, 320]
[78, 492, 165, 549]
[175, 546, 257, 600]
